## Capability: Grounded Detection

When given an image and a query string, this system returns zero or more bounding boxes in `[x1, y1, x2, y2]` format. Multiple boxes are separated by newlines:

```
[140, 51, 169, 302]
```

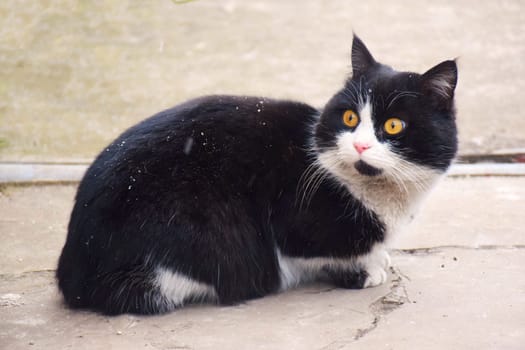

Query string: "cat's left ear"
[421, 60, 458, 102]
[351, 35, 376, 77]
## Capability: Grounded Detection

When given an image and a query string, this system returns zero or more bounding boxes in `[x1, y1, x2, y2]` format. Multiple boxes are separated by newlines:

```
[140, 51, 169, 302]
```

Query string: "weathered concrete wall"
[1, 0, 524, 161]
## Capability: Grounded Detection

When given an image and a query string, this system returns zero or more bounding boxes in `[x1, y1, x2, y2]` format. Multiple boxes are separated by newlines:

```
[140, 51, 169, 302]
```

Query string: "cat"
[57, 35, 458, 315]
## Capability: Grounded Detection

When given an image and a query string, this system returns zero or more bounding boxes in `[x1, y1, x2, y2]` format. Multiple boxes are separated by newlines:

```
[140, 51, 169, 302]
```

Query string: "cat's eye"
[342, 110, 359, 128]
[384, 118, 406, 135]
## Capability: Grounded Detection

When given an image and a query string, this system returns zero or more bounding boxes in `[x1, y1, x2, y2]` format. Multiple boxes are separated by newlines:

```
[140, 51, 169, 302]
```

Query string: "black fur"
[57, 36, 458, 315]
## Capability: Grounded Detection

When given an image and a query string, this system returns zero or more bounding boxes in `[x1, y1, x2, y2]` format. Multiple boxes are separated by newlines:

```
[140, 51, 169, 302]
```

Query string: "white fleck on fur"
[154, 267, 218, 307]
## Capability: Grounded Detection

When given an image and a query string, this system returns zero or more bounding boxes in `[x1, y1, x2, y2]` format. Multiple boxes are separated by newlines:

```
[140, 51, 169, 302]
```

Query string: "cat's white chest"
[344, 177, 435, 239]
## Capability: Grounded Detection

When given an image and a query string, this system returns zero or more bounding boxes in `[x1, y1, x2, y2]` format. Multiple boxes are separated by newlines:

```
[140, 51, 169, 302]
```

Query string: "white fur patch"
[154, 267, 218, 307]
[352, 100, 377, 149]
[276, 245, 391, 290]
[276, 249, 357, 290]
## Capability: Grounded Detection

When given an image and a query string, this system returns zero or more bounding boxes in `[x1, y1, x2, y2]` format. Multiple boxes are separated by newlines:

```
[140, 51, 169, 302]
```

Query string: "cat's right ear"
[421, 60, 458, 108]
[351, 35, 376, 77]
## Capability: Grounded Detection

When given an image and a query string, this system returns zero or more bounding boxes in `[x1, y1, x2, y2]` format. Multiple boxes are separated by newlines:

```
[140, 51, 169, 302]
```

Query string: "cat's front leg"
[358, 244, 391, 288]
[324, 244, 390, 289]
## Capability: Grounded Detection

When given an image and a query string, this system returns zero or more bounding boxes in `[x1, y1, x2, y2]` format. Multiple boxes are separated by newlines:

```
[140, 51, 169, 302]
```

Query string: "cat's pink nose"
[353, 142, 371, 154]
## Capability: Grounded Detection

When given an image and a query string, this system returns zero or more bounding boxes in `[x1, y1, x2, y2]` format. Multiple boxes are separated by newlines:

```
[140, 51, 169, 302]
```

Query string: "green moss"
[0, 137, 8, 151]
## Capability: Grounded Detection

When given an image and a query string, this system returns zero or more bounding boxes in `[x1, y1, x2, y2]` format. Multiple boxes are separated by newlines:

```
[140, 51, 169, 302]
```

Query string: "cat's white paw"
[363, 265, 388, 288]
[358, 245, 390, 288]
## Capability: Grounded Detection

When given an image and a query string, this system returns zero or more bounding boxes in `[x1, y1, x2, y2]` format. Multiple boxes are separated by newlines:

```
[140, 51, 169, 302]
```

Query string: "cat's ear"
[421, 60, 458, 102]
[351, 35, 376, 77]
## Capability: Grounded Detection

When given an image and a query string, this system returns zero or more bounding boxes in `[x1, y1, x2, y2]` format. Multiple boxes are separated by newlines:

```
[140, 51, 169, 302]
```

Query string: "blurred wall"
[0, 0, 523, 161]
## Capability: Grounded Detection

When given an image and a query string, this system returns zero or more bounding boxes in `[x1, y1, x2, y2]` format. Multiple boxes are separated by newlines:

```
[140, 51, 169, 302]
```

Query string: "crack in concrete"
[2, 161, 524, 184]
[0, 269, 55, 280]
[318, 266, 410, 350]
[393, 244, 525, 255]
[352, 316, 380, 343]
[353, 266, 409, 342]
[344, 244, 525, 343]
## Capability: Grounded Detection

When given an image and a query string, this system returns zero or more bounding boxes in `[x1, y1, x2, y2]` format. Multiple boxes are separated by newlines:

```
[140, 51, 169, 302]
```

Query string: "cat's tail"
[57, 256, 168, 314]
[57, 248, 216, 315]
[57, 260, 168, 314]
[81, 265, 171, 315]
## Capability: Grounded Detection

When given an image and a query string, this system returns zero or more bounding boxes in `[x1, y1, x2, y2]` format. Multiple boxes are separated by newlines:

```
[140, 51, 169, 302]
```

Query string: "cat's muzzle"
[354, 160, 383, 176]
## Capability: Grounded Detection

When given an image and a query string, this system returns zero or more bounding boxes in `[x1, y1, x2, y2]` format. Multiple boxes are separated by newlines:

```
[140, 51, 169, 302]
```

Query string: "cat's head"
[315, 35, 458, 186]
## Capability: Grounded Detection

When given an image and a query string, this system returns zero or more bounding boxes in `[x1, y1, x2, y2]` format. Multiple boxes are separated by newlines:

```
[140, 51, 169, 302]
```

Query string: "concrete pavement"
[1, 176, 524, 349]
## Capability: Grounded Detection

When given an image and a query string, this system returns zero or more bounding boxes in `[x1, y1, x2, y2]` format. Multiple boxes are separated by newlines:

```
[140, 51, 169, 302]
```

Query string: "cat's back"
[81, 95, 318, 198]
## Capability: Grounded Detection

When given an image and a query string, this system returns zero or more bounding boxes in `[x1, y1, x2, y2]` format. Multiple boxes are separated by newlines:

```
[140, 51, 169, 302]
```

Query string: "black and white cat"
[57, 36, 458, 315]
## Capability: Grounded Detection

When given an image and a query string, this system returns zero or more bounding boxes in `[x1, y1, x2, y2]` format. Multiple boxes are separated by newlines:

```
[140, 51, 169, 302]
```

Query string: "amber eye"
[342, 110, 359, 128]
[384, 118, 406, 135]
